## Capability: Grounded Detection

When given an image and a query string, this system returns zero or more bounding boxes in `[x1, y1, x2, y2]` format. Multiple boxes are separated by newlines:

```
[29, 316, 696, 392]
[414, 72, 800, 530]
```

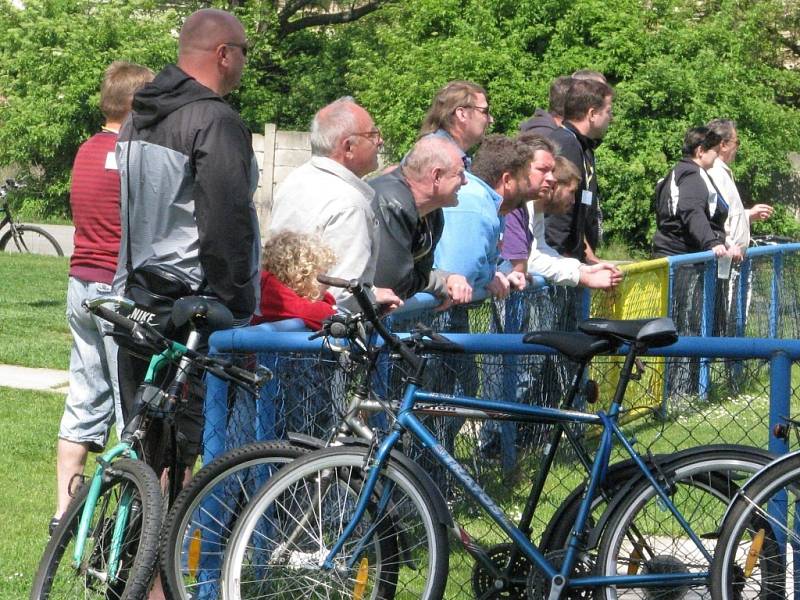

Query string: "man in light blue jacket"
[434, 135, 534, 297]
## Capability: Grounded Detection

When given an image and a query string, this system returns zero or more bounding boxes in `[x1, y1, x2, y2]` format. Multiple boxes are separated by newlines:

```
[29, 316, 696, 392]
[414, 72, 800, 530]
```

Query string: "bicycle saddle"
[578, 317, 677, 348]
[522, 331, 617, 361]
[171, 296, 234, 332]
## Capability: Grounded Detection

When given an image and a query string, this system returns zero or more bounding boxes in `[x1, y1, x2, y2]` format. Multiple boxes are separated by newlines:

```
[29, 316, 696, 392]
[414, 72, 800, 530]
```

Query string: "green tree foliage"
[0, 0, 179, 216]
[342, 0, 800, 249]
[1, 0, 798, 251]
[0, 0, 385, 217]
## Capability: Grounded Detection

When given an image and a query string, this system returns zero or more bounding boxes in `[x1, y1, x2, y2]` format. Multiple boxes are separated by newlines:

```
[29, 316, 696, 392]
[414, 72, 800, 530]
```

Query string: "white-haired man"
[269, 97, 401, 311]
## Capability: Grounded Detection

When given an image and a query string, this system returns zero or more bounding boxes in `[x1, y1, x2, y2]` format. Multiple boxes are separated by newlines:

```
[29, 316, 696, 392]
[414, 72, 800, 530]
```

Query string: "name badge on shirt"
[581, 189, 593, 206]
[105, 152, 118, 171]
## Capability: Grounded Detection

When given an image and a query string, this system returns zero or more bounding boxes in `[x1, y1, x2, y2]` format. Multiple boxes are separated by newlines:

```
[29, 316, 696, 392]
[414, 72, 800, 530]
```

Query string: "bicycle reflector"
[188, 529, 202, 578]
[353, 557, 369, 600]
[626, 544, 644, 575]
[745, 528, 765, 577]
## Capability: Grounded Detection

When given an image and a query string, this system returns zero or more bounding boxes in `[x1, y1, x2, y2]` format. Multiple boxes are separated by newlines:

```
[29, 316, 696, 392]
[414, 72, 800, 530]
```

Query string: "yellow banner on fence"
[589, 258, 670, 420]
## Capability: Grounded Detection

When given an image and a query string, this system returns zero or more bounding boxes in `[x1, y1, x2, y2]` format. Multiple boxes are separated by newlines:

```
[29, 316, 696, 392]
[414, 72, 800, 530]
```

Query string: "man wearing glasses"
[269, 97, 402, 312]
[114, 8, 260, 475]
[419, 80, 494, 169]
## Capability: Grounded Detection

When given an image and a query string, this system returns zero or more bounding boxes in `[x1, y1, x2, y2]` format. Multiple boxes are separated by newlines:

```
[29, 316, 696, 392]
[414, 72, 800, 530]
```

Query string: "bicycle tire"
[222, 446, 450, 600]
[159, 441, 309, 600]
[710, 451, 800, 600]
[542, 445, 775, 555]
[594, 448, 776, 600]
[0, 224, 63, 256]
[30, 458, 163, 600]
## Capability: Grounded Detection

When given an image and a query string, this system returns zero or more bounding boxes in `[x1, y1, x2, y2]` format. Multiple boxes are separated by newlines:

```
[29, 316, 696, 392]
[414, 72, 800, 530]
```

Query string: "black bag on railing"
[116, 264, 195, 351]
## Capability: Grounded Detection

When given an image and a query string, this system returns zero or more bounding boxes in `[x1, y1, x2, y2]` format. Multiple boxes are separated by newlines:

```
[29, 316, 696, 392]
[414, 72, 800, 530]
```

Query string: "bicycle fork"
[72, 442, 139, 583]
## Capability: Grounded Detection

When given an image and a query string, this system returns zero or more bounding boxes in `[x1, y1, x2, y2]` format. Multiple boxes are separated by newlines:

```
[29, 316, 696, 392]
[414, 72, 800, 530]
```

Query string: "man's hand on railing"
[446, 274, 473, 305]
[578, 263, 624, 290]
[506, 271, 527, 291]
[487, 271, 512, 299]
[374, 286, 403, 314]
[728, 244, 745, 263]
[710, 243, 728, 258]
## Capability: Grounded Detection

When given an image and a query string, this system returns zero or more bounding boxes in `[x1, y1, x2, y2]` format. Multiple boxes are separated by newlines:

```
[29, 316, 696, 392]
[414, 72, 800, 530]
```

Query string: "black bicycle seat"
[579, 317, 677, 348]
[171, 296, 233, 332]
[522, 331, 617, 361]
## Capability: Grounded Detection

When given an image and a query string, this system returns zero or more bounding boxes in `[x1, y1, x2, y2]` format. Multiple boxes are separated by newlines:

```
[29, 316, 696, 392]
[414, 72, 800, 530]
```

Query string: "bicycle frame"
[69, 342, 187, 582]
[322, 345, 712, 597]
[1, 207, 14, 236]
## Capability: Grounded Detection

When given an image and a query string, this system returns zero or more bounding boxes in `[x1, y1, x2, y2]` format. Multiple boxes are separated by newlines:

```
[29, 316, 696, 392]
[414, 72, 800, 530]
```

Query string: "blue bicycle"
[220, 277, 775, 600]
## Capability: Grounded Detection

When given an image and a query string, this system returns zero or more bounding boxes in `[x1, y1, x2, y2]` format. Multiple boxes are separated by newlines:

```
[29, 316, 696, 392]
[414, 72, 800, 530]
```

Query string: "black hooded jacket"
[519, 108, 559, 137]
[115, 65, 260, 319]
[652, 159, 728, 257]
[545, 122, 601, 260]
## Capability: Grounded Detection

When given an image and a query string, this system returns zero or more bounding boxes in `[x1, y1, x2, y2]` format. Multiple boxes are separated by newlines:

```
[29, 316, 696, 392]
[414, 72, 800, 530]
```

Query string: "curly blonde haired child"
[252, 231, 338, 330]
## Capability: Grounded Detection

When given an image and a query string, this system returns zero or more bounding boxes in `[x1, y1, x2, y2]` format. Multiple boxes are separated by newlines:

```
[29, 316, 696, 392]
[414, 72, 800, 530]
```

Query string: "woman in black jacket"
[652, 127, 732, 258]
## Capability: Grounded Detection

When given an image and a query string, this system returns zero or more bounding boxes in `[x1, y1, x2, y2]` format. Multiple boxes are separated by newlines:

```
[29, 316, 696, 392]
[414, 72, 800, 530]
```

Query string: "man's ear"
[342, 135, 354, 157]
[431, 166, 443, 185]
[216, 44, 229, 66]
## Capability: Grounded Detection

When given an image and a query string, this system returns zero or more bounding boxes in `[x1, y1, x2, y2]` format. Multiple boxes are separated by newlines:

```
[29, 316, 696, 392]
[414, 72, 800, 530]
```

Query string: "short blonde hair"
[262, 231, 336, 300]
[100, 61, 154, 121]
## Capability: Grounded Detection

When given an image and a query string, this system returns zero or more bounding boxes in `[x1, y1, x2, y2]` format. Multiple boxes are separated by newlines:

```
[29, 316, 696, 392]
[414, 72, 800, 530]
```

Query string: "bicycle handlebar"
[315, 276, 463, 366]
[83, 299, 271, 392]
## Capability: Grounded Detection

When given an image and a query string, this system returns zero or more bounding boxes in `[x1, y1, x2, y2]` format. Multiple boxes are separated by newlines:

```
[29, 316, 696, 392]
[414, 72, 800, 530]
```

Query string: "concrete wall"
[252, 124, 312, 237]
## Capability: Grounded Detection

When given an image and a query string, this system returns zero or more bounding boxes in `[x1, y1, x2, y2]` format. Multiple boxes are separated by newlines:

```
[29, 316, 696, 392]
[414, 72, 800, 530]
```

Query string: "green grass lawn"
[0, 253, 71, 369]
[0, 252, 785, 599]
[0, 388, 63, 597]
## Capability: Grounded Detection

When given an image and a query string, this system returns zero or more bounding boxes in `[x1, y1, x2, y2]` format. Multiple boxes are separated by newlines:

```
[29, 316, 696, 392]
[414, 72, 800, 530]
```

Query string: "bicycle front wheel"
[0, 224, 63, 256]
[159, 441, 309, 600]
[30, 458, 163, 600]
[222, 446, 450, 600]
[711, 451, 800, 600]
[595, 448, 775, 600]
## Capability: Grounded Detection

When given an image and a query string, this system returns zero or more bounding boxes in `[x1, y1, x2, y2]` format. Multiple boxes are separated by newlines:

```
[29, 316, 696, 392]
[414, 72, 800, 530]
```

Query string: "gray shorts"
[58, 277, 122, 451]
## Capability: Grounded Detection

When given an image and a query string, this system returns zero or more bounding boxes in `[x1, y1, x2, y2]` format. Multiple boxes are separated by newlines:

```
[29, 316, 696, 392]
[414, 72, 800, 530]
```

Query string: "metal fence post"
[770, 252, 783, 338]
[699, 261, 717, 399]
[736, 258, 750, 338]
[767, 350, 792, 559]
[768, 350, 791, 457]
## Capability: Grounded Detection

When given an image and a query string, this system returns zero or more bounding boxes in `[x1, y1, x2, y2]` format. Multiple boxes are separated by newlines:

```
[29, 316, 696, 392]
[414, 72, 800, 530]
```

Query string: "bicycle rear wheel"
[30, 458, 162, 600]
[0, 224, 63, 256]
[159, 441, 309, 600]
[595, 448, 776, 600]
[711, 451, 800, 600]
[222, 446, 450, 600]
[543, 446, 775, 555]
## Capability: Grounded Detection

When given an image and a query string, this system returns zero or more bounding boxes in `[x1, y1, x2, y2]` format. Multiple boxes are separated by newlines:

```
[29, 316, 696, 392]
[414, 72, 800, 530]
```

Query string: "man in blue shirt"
[434, 135, 534, 298]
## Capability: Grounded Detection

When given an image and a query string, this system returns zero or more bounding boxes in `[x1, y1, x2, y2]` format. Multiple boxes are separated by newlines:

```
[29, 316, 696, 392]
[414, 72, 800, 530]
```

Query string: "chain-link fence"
[203, 244, 800, 599]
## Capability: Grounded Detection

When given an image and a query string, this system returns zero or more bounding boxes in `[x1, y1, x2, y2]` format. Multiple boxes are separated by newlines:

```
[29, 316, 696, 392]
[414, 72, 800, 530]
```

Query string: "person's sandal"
[48, 517, 60, 537]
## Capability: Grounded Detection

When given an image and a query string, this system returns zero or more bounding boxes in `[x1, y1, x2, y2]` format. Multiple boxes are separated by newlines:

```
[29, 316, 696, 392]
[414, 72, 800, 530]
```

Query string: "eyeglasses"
[352, 128, 383, 144]
[465, 105, 491, 117]
[727, 138, 741, 148]
[224, 42, 249, 57]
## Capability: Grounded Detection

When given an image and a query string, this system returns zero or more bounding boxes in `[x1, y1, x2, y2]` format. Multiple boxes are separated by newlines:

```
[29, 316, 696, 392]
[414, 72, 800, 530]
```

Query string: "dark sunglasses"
[224, 42, 249, 57]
